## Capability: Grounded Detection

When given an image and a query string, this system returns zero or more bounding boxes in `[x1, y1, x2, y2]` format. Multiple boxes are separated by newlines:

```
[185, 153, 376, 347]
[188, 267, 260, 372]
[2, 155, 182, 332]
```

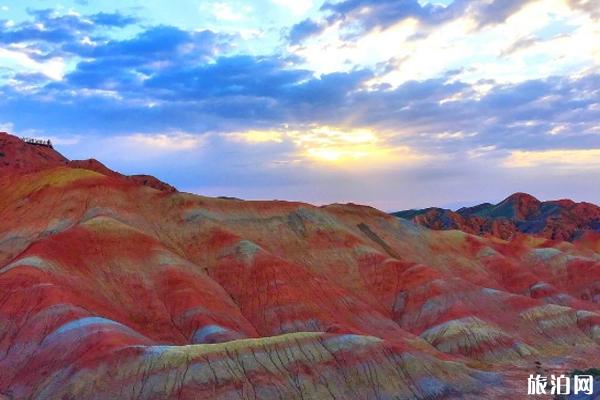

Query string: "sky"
[0, 0, 599, 210]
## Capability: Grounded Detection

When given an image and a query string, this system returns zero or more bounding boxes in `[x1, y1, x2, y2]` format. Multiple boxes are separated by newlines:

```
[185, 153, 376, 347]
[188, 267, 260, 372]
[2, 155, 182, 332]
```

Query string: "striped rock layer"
[1, 133, 600, 399]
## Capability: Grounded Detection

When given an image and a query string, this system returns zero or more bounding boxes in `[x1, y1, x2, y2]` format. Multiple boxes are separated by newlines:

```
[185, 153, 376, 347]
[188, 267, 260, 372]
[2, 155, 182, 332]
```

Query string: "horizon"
[1, 1, 599, 210]
[4, 130, 597, 213]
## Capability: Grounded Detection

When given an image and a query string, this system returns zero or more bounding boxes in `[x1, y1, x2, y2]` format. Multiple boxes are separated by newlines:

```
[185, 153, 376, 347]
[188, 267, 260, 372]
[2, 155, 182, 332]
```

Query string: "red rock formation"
[69, 158, 176, 192]
[395, 192, 600, 241]
[67, 158, 120, 177]
[0, 131, 67, 173]
[1, 132, 175, 192]
[1, 132, 600, 399]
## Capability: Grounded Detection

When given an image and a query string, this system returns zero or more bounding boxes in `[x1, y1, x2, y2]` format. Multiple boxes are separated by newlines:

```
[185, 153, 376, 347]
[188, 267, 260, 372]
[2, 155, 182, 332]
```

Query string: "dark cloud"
[89, 12, 138, 27]
[288, 19, 327, 44]
[13, 24, 232, 93]
[289, 0, 537, 44]
[0, 8, 598, 208]
[0, 8, 138, 60]
[89, 26, 223, 59]
[500, 35, 539, 57]
[2, 39, 598, 156]
[1, 9, 598, 165]
[462, 0, 533, 27]
[144, 55, 312, 98]
[567, 0, 600, 19]
[3, 53, 369, 132]
[322, 0, 441, 27]
[0, 11, 87, 45]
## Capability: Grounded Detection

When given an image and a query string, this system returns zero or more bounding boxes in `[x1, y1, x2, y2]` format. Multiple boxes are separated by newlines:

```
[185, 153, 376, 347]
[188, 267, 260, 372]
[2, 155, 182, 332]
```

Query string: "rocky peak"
[0, 131, 68, 174]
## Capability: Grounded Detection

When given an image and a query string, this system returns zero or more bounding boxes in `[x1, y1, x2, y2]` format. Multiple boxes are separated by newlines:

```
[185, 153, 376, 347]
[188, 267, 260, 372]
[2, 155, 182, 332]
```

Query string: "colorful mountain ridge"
[394, 192, 600, 242]
[1, 131, 600, 399]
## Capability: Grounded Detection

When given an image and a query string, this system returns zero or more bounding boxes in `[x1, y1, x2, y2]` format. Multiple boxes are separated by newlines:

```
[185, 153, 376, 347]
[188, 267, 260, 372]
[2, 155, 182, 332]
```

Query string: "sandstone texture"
[2, 133, 600, 399]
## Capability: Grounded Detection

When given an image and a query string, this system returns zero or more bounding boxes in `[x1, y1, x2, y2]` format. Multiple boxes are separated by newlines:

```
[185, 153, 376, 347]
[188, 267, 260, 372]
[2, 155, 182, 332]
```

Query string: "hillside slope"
[2, 133, 600, 399]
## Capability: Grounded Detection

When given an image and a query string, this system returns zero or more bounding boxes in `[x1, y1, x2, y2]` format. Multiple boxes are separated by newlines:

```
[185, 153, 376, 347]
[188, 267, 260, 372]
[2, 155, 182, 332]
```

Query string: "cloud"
[225, 125, 429, 167]
[226, 130, 285, 143]
[3, 6, 596, 147]
[2, 30, 598, 157]
[143, 55, 313, 100]
[0, 8, 598, 207]
[567, 0, 600, 19]
[500, 35, 540, 57]
[466, 0, 536, 27]
[47, 135, 81, 146]
[88, 133, 206, 164]
[0, 9, 136, 49]
[89, 12, 138, 27]
[288, 19, 326, 44]
[504, 149, 600, 168]
[289, 0, 536, 44]
[44, 26, 232, 93]
[288, 0, 599, 87]
[87, 26, 226, 60]
[0, 47, 65, 80]
[0, 121, 14, 132]
[467, 145, 497, 159]
[121, 132, 204, 151]
[211, 3, 247, 21]
[0, 8, 139, 82]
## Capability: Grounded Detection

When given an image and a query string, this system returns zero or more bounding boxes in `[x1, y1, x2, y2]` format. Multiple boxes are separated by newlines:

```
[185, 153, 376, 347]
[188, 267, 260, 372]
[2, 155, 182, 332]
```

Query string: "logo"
[527, 374, 594, 396]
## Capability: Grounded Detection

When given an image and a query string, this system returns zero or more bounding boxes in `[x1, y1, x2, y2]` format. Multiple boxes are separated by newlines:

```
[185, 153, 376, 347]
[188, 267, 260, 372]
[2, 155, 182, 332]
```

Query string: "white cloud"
[238, 29, 264, 40]
[504, 149, 600, 168]
[435, 131, 477, 140]
[0, 122, 14, 132]
[91, 133, 206, 163]
[211, 2, 246, 21]
[292, 0, 600, 86]
[0, 47, 66, 81]
[468, 145, 497, 159]
[121, 133, 205, 151]
[47, 136, 82, 146]
[226, 130, 284, 143]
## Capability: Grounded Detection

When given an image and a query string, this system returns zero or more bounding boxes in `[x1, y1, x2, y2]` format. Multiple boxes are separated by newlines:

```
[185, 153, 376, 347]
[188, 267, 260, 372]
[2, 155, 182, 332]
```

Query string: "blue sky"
[0, 0, 599, 210]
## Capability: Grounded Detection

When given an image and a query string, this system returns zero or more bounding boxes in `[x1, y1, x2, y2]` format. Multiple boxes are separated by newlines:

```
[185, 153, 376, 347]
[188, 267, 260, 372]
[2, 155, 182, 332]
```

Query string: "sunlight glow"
[226, 125, 428, 167]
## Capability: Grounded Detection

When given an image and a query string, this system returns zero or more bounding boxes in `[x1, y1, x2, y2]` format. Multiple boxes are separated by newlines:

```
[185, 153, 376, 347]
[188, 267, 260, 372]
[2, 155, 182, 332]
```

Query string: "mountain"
[394, 192, 600, 241]
[2, 132, 600, 399]
[0, 132, 176, 192]
[0, 132, 68, 173]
